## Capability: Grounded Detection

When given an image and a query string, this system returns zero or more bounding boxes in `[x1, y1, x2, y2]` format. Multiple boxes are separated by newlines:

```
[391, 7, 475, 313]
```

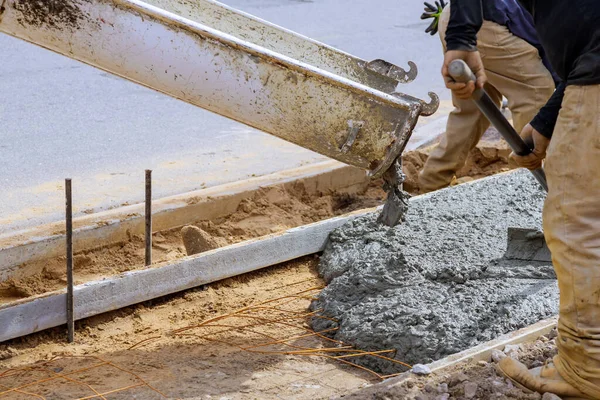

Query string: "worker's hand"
[421, 0, 447, 36]
[441, 50, 486, 99]
[510, 124, 550, 170]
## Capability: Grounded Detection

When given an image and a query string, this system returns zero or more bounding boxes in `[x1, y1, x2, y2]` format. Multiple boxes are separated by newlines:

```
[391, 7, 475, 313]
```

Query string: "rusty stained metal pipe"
[0, 0, 440, 227]
[146, 0, 414, 93]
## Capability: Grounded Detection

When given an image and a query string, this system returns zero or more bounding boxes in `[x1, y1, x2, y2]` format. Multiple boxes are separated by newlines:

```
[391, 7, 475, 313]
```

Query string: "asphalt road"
[0, 0, 448, 235]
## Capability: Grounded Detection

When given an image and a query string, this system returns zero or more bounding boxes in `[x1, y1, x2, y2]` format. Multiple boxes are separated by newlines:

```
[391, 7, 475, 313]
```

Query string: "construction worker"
[441, 1, 600, 398]
[418, 0, 556, 192]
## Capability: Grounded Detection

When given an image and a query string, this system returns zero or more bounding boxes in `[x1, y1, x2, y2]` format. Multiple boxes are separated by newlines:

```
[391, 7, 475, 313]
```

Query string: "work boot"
[497, 357, 593, 399]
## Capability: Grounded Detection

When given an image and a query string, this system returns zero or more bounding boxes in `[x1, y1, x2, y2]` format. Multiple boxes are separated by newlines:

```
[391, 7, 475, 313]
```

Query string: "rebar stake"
[65, 178, 74, 343]
[145, 170, 152, 266]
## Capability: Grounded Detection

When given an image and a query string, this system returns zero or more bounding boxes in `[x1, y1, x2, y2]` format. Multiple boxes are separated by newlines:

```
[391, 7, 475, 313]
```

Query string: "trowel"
[448, 60, 551, 262]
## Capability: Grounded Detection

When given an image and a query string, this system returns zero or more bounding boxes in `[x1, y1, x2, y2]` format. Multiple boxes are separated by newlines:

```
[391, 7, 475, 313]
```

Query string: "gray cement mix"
[311, 170, 558, 374]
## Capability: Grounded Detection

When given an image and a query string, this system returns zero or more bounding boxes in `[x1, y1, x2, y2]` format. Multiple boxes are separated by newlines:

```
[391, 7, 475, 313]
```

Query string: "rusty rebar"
[145, 170, 152, 266]
[65, 178, 74, 343]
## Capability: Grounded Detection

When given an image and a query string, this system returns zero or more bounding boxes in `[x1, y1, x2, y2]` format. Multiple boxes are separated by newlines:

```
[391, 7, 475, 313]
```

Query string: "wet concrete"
[311, 170, 557, 374]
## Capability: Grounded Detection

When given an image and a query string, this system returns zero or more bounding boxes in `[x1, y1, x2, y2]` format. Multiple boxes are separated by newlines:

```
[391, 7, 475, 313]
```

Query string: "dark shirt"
[446, 0, 600, 138]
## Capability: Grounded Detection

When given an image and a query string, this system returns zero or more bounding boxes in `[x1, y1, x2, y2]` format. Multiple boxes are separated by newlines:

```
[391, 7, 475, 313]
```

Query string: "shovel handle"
[447, 60, 548, 192]
[447, 59, 477, 84]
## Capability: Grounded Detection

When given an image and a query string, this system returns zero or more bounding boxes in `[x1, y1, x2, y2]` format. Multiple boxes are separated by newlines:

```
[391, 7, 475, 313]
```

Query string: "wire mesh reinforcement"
[0, 278, 411, 398]
[0, 355, 169, 399]
[130, 281, 412, 380]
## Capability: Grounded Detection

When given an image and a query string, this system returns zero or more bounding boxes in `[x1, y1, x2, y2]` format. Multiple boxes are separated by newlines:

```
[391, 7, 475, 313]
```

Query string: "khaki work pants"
[544, 84, 600, 399]
[419, 5, 555, 191]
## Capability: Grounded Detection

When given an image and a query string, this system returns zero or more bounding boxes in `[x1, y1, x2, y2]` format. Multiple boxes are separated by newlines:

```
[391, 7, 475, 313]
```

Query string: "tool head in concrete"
[311, 170, 557, 374]
[378, 188, 410, 227]
[378, 158, 410, 227]
[505, 227, 552, 263]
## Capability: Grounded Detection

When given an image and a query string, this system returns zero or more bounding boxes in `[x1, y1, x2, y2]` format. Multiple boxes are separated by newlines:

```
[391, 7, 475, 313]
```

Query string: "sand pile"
[311, 170, 557, 374]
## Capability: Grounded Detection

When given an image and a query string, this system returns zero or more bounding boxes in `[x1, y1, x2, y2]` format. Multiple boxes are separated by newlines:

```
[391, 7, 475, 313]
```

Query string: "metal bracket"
[366, 59, 418, 84]
[395, 91, 440, 116]
[340, 120, 364, 153]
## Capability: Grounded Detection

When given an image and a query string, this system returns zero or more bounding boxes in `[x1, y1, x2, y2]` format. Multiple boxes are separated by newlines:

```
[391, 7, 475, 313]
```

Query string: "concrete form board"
[0, 207, 370, 342]
[361, 317, 557, 393]
[0, 170, 534, 343]
[0, 161, 368, 280]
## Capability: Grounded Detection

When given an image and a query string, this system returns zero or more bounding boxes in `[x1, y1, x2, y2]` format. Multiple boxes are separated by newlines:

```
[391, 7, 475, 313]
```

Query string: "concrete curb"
[0, 161, 369, 281]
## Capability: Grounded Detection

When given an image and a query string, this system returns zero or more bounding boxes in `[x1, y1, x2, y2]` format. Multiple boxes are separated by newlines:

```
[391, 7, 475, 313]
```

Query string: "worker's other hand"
[441, 50, 486, 99]
[510, 124, 550, 170]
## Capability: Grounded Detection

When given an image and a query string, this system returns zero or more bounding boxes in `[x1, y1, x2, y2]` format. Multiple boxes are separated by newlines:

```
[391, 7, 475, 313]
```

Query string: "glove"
[421, 0, 447, 36]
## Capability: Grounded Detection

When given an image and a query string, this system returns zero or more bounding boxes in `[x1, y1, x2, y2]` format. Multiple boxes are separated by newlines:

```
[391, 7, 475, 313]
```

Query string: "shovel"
[448, 59, 548, 192]
[448, 60, 551, 262]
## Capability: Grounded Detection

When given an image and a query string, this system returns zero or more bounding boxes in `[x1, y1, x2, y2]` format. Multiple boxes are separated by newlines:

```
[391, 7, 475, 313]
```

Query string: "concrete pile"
[312, 170, 558, 374]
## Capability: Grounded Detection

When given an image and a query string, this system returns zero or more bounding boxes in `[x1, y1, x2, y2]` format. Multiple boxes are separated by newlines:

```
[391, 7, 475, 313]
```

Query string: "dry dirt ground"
[1, 258, 380, 399]
[0, 260, 559, 400]
[0, 178, 386, 304]
[402, 129, 512, 193]
[0, 136, 521, 399]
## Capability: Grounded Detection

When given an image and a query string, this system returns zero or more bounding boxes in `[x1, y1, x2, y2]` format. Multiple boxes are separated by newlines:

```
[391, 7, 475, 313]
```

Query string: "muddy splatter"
[12, 0, 92, 30]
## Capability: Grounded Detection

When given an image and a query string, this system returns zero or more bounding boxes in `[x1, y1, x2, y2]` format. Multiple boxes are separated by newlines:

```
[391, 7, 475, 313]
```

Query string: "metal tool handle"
[448, 60, 548, 192]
